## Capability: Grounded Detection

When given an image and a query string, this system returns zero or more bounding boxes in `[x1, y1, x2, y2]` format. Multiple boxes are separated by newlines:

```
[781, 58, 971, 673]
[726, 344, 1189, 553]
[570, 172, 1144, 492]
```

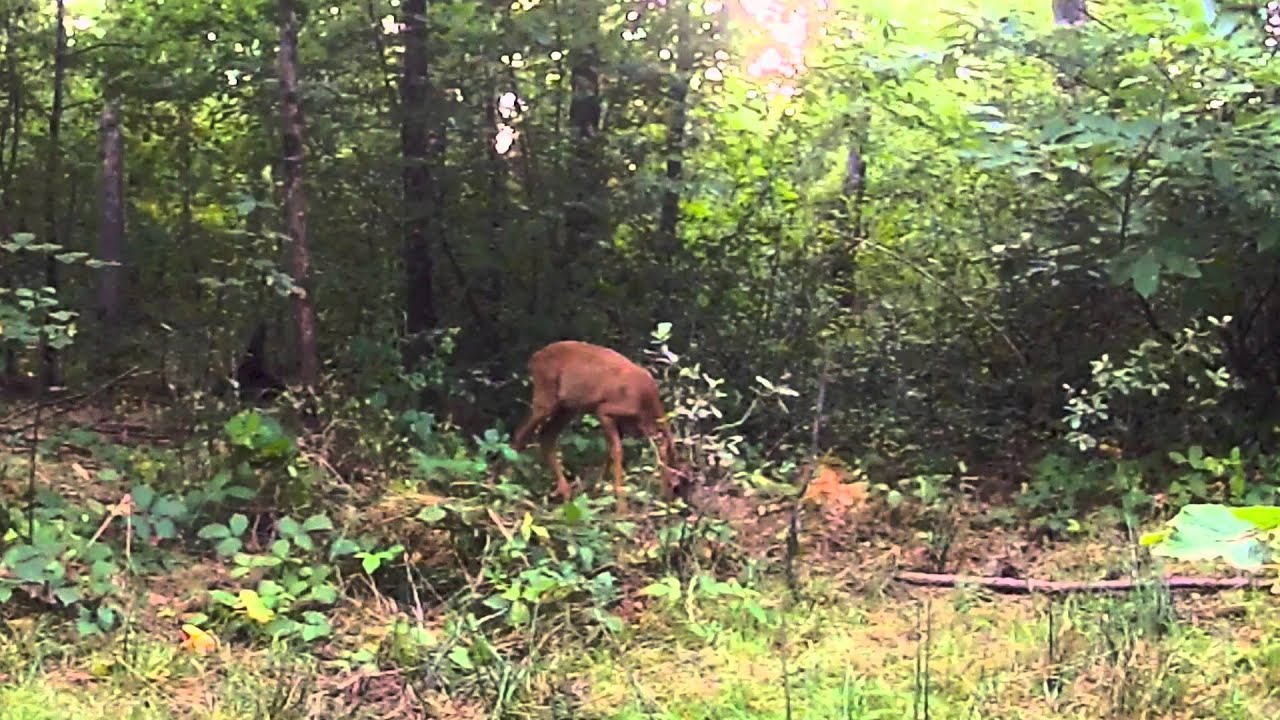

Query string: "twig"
[894, 571, 1272, 594]
[0, 365, 140, 426]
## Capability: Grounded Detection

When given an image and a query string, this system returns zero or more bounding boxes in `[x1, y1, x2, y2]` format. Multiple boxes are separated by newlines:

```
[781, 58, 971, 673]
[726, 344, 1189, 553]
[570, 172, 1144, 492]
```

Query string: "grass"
[4, 430, 1280, 719]
[567, 580, 1280, 719]
[3, 564, 1280, 718]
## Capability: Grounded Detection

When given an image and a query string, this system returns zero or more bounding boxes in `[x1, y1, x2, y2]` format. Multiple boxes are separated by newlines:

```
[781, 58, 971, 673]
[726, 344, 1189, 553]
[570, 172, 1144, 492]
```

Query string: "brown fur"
[511, 340, 677, 513]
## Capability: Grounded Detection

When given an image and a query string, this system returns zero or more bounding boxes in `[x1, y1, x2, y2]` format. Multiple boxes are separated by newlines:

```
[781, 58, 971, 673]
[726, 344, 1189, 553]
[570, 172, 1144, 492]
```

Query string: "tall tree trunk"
[656, 3, 693, 320]
[0, 2, 25, 379]
[276, 0, 319, 387]
[97, 98, 125, 369]
[40, 0, 67, 389]
[399, 0, 438, 367]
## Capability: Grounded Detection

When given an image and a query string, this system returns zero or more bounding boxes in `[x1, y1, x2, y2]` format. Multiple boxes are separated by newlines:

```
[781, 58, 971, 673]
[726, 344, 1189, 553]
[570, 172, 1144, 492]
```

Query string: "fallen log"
[894, 571, 1273, 595]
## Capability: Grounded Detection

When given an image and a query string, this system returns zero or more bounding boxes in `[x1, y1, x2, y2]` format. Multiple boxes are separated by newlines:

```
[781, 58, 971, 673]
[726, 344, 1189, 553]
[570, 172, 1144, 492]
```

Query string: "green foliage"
[0, 502, 124, 637]
[1063, 317, 1238, 453]
[197, 509, 392, 644]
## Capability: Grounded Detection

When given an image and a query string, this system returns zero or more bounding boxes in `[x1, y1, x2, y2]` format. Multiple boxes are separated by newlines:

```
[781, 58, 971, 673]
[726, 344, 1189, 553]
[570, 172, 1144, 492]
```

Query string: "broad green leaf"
[329, 538, 360, 558]
[198, 520, 231, 538]
[1146, 504, 1276, 570]
[272, 539, 291, 558]
[278, 516, 301, 537]
[131, 485, 156, 511]
[153, 518, 177, 540]
[214, 537, 242, 557]
[309, 584, 339, 604]
[300, 616, 332, 642]
[1130, 253, 1161, 298]
[301, 514, 333, 532]
[54, 585, 83, 606]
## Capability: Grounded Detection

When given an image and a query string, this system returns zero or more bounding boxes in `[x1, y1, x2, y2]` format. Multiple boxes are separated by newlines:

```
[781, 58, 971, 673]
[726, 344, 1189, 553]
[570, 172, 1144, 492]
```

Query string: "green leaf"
[272, 539, 291, 558]
[300, 616, 332, 642]
[1130, 253, 1161, 298]
[1162, 253, 1201, 279]
[416, 505, 447, 523]
[448, 645, 474, 670]
[214, 537, 243, 557]
[228, 513, 249, 536]
[1230, 506, 1280, 530]
[264, 617, 300, 638]
[152, 497, 186, 518]
[328, 538, 360, 558]
[54, 585, 83, 606]
[14, 558, 50, 583]
[1146, 504, 1276, 570]
[301, 514, 333, 532]
[561, 497, 587, 524]
[309, 584, 339, 604]
[278, 516, 301, 537]
[97, 605, 117, 628]
[131, 485, 156, 511]
[153, 518, 177, 540]
[509, 600, 530, 626]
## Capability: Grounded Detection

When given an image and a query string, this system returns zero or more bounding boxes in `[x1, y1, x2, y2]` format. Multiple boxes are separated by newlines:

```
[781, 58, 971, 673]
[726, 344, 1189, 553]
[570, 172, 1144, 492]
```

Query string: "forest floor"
[0, 403, 1278, 719]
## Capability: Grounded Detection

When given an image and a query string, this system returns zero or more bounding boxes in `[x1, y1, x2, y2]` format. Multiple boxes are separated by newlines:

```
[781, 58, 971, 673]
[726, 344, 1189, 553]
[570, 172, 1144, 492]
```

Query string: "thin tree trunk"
[399, 0, 438, 367]
[97, 98, 125, 369]
[565, 36, 602, 260]
[276, 0, 319, 387]
[40, 0, 67, 389]
[1052, 0, 1088, 26]
[484, 76, 506, 310]
[364, 0, 400, 113]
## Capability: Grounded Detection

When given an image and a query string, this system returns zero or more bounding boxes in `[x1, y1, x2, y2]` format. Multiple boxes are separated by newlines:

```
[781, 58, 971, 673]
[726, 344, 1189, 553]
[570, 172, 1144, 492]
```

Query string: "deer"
[511, 340, 680, 513]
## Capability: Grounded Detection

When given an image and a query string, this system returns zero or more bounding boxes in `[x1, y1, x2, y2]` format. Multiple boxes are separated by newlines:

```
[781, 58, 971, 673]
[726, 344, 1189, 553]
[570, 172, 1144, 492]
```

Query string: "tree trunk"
[565, 37, 603, 260]
[398, 0, 438, 368]
[97, 98, 125, 369]
[0, 2, 25, 379]
[656, 3, 692, 320]
[40, 0, 67, 389]
[276, 0, 319, 387]
[1052, 0, 1088, 26]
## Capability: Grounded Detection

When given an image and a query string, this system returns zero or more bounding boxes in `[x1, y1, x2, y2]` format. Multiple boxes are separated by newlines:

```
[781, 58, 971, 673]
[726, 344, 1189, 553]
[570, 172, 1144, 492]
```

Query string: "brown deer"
[511, 340, 679, 513]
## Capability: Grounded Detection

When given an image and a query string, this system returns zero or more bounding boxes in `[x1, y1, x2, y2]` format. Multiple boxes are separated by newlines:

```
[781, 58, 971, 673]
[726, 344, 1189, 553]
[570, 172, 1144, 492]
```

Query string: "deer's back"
[530, 340, 660, 412]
